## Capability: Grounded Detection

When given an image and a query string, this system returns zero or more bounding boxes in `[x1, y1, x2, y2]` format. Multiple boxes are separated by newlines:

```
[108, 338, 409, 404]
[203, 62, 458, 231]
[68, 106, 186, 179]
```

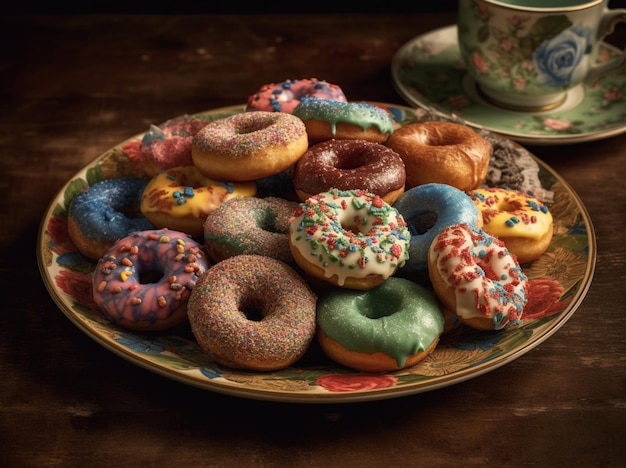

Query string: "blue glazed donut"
[68, 178, 155, 260]
[392, 183, 481, 273]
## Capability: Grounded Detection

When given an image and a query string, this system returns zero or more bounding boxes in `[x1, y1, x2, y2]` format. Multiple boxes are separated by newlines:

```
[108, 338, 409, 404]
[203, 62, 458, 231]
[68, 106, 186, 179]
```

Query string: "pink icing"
[245, 78, 347, 114]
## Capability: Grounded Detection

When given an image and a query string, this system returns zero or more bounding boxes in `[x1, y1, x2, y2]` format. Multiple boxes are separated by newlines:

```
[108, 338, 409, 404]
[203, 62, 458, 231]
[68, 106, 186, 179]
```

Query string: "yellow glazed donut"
[289, 189, 410, 290]
[467, 187, 553, 263]
[428, 224, 528, 331]
[191, 111, 308, 181]
[140, 165, 256, 238]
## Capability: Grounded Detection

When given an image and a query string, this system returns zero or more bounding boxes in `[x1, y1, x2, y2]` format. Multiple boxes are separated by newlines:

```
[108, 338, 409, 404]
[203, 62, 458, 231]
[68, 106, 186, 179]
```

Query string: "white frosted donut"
[428, 223, 528, 330]
[289, 188, 410, 290]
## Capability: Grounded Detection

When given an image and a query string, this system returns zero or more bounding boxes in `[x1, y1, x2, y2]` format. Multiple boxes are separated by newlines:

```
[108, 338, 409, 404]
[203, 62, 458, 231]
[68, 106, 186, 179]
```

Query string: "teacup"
[457, 0, 626, 111]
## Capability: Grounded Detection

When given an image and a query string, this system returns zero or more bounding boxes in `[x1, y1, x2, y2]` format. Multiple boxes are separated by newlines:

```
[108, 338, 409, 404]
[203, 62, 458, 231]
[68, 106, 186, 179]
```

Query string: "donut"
[392, 183, 482, 274]
[385, 121, 491, 191]
[316, 277, 444, 373]
[203, 196, 299, 264]
[245, 78, 347, 113]
[292, 97, 395, 144]
[92, 228, 210, 331]
[291, 139, 406, 205]
[428, 223, 528, 331]
[123, 115, 211, 178]
[191, 111, 309, 181]
[140, 165, 256, 238]
[289, 189, 410, 290]
[187, 255, 317, 371]
[67, 178, 155, 261]
[467, 187, 553, 263]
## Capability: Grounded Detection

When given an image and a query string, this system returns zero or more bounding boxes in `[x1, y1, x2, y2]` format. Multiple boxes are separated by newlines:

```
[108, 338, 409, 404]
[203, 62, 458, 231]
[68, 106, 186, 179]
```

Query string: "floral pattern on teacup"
[465, 0, 593, 91]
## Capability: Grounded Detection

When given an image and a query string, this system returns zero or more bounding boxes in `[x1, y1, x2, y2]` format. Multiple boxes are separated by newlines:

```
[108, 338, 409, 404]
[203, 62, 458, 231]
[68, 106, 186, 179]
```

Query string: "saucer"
[391, 25, 626, 145]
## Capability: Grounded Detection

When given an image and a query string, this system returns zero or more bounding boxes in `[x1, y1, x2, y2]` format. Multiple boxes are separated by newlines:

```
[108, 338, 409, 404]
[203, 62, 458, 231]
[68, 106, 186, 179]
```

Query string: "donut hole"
[335, 149, 372, 170]
[406, 210, 438, 235]
[236, 120, 275, 135]
[138, 269, 164, 285]
[359, 293, 403, 319]
[239, 298, 265, 322]
[254, 209, 281, 233]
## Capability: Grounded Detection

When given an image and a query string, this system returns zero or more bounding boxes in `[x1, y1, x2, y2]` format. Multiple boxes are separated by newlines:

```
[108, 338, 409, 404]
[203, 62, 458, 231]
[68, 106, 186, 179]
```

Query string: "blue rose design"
[532, 26, 592, 87]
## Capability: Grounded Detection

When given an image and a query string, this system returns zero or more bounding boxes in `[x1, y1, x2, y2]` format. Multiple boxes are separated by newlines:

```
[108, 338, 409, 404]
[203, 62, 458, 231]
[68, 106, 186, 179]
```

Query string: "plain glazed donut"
[67, 178, 155, 261]
[140, 165, 257, 238]
[203, 196, 299, 264]
[385, 121, 491, 191]
[291, 139, 406, 205]
[428, 224, 528, 331]
[123, 115, 211, 178]
[187, 255, 317, 371]
[467, 187, 553, 263]
[316, 278, 444, 373]
[293, 97, 395, 144]
[392, 183, 482, 274]
[92, 228, 210, 331]
[289, 189, 410, 290]
[246, 78, 347, 113]
[191, 111, 308, 181]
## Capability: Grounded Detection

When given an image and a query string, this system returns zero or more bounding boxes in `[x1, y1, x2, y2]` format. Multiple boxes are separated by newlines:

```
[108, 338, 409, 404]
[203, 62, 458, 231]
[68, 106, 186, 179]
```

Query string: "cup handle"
[589, 8, 626, 81]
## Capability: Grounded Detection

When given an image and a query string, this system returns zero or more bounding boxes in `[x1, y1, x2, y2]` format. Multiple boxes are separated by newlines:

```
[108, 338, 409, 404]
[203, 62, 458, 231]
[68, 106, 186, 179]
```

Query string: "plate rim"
[37, 103, 597, 404]
[391, 24, 626, 146]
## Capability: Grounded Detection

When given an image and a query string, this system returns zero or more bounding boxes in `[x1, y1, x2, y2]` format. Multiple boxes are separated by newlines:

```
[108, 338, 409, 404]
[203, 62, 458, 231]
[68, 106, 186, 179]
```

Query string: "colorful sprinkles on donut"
[289, 188, 410, 286]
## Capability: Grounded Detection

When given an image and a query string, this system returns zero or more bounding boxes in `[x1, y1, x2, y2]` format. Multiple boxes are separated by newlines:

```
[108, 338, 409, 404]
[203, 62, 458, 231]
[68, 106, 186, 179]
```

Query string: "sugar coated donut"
[187, 255, 317, 371]
[293, 97, 395, 144]
[140, 165, 256, 238]
[467, 187, 553, 263]
[246, 78, 347, 113]
[385, 121, 491, 191]
[291, 139, 406, 205]
[203, 196, 299, 264]
[289, 189, 410, 290]
[428, 224, 528, 331]
[191, 111, 308, 181]
[392, 183, 482, 274]
[316, 278, 444, 373]
[68, 178, 155, 261]
[92, 228, 210, 331]
[123, 115, 211, 178]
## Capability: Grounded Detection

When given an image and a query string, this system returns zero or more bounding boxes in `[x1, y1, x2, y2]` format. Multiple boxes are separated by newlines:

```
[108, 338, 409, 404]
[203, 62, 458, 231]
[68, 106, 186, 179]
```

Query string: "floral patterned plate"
[392, 25, 626, 145]
[37, 103, 596, 403]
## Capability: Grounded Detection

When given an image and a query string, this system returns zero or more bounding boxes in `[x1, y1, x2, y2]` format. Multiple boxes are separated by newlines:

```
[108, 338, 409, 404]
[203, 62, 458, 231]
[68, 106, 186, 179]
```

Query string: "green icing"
[317, 278, 444, 367]
[293, 97, 394, 134]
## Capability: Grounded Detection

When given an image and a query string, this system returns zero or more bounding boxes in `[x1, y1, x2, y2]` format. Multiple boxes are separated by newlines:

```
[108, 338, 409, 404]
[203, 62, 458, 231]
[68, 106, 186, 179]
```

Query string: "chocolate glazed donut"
[291, 139, 406, 204]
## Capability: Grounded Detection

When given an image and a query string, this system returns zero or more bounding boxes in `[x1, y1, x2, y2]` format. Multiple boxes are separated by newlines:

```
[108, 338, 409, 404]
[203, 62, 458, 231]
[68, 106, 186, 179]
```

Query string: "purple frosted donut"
[187, 255, 317, 371]
[203, 196, 299, 264]
[92, 228, 210, 331]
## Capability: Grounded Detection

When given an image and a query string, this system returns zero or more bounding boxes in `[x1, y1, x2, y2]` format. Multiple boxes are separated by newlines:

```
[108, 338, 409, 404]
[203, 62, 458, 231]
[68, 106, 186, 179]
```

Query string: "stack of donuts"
[67, 78, 554, 374]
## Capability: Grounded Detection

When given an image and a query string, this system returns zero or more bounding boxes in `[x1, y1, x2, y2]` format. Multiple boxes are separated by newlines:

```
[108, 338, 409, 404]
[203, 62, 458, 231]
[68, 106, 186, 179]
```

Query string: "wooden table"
[1, 12, 625, 468]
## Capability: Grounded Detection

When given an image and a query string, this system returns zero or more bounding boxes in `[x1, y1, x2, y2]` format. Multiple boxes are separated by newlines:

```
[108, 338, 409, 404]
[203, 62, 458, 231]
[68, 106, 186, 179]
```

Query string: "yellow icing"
[141, 166, 256, 221]
[469, 188, 552, 240]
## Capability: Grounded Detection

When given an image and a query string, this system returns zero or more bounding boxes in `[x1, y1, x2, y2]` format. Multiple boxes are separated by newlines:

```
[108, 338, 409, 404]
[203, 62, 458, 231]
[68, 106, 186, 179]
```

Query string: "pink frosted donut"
[123, 115, 211, 178]
[92, 228, 210, 331]
[246, 78, 347, 114]
[203, 196, 299, 264]
[187, 255, 317, 371]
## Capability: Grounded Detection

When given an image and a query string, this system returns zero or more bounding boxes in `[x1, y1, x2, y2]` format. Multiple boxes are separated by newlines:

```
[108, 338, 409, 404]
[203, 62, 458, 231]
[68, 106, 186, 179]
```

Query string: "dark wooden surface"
[1, 12, 625, 468]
